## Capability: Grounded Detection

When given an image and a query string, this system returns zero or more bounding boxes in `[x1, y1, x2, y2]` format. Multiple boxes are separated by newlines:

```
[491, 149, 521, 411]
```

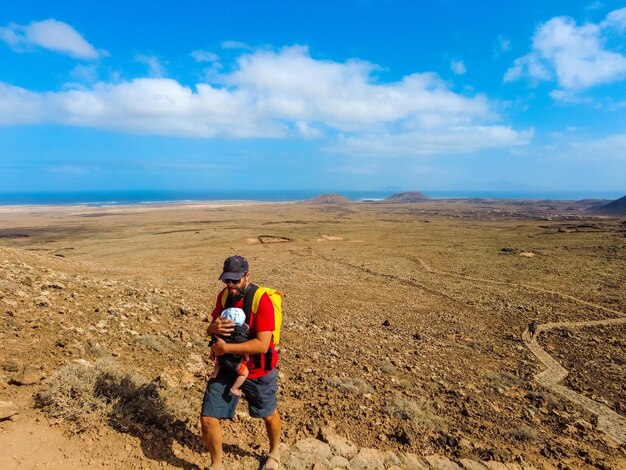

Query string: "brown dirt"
[0, 200, 624, 469]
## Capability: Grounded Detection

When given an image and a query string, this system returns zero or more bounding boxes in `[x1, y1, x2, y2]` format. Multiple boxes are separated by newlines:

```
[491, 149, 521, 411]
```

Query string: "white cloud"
[221, 40, 251, 50]
[0, 19, 101, 59]
[294, 121, 322, 138]
[602, 7, 626, 32]
[0, 83, 46, 124]
[227, 46, 493, 132]
[494, 35, 512, 57]
[329, 126, 533, 157]
[136, 55, 166, 78]
[559, 132, 626, 161]
[505, 9, 626, 90]
[549, 89, 593, 104]
[191, 50, 220, 62]
[0, 46, 531, 156]
[69, 64, 99, 83]
[450, 59, 466, 76]
[585, 1, 603, 11]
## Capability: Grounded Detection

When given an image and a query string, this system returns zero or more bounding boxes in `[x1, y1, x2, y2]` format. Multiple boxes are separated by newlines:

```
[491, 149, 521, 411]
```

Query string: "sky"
[1, 0, 625, 195]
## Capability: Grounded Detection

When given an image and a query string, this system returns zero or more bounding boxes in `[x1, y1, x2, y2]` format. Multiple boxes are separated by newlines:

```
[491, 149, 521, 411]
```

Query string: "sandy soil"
[0, 200, 624, 469]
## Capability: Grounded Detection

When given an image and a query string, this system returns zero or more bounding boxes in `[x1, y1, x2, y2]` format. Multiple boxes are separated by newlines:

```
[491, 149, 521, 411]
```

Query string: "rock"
[180, 371, 196, 389]
[0, 400, 18, 420]
[312, 462, 329, 470]
[156, 372, 177, 390]
[483, 461, 512, 470]
[423, 454, 463, 469]
[294, 438, 333, 462]
[328, 455, 350, 468]
[72, 359, 94, 368]
[320, 428, 358, 459]
[458, 459, 490, 470]
[47, 282, 66, 289]
[574, 419, 593, 431]
[10, 366, 44, 385]
[349, 448, 387, 470]
[398, 453, 430, 470]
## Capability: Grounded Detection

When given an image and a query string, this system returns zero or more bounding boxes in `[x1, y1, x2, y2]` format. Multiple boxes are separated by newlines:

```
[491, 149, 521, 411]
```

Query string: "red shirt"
[211, 287, 278, 378]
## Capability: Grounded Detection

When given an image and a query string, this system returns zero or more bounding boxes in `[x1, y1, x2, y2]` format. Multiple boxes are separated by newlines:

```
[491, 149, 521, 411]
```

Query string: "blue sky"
[1, 0, 625, 195]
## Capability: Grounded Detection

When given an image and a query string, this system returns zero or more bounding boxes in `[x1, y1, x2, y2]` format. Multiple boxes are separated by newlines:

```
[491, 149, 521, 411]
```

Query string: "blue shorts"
[201, 368, 277, 419]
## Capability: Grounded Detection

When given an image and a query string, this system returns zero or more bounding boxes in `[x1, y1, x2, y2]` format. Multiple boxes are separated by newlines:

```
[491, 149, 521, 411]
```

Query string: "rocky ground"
[0, 201, 624, 469]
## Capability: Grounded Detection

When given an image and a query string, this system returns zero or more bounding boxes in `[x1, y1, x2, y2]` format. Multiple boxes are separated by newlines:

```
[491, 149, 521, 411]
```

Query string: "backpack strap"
[240, 285, 262, 369]
[221, 288, 230, 308]
[251, 287, 275, 371]
[242, 284, 259, 325]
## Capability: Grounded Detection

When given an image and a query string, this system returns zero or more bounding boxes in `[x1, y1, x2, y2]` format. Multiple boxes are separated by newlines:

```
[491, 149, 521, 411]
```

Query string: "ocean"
[0, 189, 621, 206]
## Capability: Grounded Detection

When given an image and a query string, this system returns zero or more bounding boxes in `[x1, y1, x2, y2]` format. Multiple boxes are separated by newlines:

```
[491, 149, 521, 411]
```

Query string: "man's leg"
[200, 416, 223, 469]
[263, 410, 281, 468]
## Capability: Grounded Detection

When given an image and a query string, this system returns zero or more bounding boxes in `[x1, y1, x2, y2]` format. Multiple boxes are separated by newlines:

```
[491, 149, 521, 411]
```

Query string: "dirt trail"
[416, 258, 626, 444]
[522, 319, 626, 445]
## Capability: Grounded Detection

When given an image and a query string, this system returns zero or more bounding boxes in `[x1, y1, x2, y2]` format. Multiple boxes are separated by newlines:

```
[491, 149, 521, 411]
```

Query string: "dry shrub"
[510, 425, 538, 442]
[525, 390, 561, 409]
[487, 371, 524, 390]
[35, 362, 108, 433]
[328, 376, 372, 395]
[136, 334, 173, 352]
[379, 359, 396, 374]
[36, 360, 173, 434]
[385, 395, 442, 429]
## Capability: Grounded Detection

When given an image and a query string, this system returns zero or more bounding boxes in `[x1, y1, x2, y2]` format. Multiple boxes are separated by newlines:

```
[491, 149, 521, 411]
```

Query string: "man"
[200, 255, 281, 470]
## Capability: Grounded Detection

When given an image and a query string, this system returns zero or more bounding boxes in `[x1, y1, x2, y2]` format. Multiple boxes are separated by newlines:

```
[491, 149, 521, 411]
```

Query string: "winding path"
[415, 258, 626, 444]
[522, 320, 626, 444]
[317, 253, 626, 444]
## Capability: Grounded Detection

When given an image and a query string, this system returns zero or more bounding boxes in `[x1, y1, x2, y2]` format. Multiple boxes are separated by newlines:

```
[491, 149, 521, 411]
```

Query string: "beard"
[230, 281, 249, 301]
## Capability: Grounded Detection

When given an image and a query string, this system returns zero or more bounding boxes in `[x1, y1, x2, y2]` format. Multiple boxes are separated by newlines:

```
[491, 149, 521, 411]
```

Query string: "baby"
[209, 307, 249, 397]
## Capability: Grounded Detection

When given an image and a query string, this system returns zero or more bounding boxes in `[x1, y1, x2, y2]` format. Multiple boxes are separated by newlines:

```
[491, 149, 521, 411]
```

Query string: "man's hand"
[210, 336, 229, 357]
[207, 316, 235, 337]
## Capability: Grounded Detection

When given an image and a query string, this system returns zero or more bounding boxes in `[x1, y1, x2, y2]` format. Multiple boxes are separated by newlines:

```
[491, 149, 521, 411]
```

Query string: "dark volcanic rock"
[594, 195, 626, 216]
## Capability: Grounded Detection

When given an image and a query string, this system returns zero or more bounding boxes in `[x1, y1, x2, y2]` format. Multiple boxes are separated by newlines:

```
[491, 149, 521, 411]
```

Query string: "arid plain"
[0, 199, 624, 469]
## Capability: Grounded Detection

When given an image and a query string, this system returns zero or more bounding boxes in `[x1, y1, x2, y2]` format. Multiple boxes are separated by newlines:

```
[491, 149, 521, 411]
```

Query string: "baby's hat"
[221, 307, 246, 326]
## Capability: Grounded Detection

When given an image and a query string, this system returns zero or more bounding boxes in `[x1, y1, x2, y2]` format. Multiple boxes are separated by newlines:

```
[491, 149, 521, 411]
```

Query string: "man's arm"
[211, 331, 272, 356]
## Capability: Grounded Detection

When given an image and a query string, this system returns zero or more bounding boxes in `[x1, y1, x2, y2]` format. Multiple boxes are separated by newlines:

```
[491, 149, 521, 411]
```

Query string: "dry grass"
[510, 425, 538, 443]
[385, 395, 442, 429]
[36, 360, 174, 434]
[379, 359, 396, 374]
[136, 334, 174, 352]
[328, 376, 373, 395]
[487, 371, 524, 390]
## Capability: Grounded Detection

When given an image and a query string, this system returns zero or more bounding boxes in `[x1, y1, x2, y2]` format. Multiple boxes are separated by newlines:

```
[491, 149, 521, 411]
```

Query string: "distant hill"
[595, 195, 626, 215]
[385, 191, 429, 202]
[307, 193, 352, 204]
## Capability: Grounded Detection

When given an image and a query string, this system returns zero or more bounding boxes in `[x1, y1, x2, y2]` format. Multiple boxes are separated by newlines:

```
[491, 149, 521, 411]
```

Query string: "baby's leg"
[209, 360, 220, 379]
[229, 365, 249, 397]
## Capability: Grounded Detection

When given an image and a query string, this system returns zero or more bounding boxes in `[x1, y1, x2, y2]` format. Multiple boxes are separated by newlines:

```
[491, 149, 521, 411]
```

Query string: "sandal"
[261, 451, 281, 470]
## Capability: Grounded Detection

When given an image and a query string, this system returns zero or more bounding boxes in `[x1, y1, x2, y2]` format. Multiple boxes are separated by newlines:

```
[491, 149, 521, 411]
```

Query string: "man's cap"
[218, 255, 249, 281]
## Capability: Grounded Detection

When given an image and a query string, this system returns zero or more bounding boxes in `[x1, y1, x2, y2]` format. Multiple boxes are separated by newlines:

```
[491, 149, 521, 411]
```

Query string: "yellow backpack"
[220, 284, 283, 345]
